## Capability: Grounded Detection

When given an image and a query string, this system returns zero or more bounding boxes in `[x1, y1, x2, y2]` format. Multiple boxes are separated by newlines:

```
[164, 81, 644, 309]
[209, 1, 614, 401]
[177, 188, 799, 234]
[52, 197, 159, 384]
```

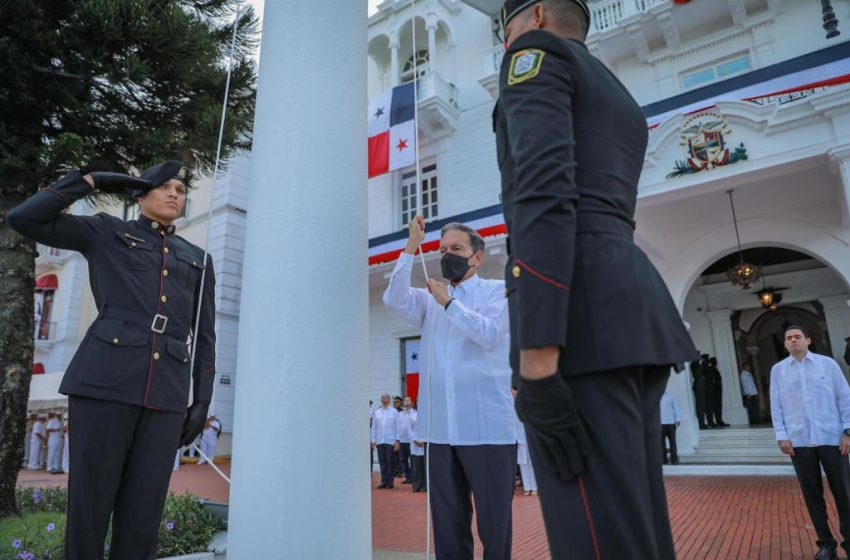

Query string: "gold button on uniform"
[512, 265, 521, 278]
[162, 269, 169, 277]
[130, 242, 137, 248]
[151, 221, 160, 229]
[153, 352, 160, 360]
[192, 261, 197, 267]
[112, 338, 119, 345]
[164, 247, 170, 254]
[161, 295, 167, 303]
[183, 358, 189, 364]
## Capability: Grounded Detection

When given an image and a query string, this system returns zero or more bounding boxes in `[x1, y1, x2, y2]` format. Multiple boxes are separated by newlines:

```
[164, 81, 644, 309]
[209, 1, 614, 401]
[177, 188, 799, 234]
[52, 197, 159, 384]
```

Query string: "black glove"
[180, 402, 209, 448]
[88, 171, 151, 194]
[515, 373, 590, 482]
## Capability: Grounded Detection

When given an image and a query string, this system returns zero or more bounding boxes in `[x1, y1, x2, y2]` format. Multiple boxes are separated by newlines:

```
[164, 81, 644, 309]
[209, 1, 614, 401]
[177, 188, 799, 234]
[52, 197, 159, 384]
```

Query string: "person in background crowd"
[197, 414, 222, 465]
[410, 438, 427, 493]
[691, 355, 710, 429]
[62, 414, 70, 474]
[772, 325, 850, 560]
[396, 397, 417, 483]
[516, 410, 537, 495]
[740, 363, 759, 424]
[706, 357, 729, 427]
[46, 411, 64, 474]
[28, 414, 47, 470]
[371, 393, 400, 489]
[660, 390, 682, 465]
[23, 413, 34, 466]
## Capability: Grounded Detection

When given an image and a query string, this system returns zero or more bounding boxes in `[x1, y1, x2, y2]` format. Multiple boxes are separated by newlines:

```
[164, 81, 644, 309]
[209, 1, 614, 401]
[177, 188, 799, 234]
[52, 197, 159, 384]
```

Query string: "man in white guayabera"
[383, 217, 516, 560]
[771, 325, 850, 560]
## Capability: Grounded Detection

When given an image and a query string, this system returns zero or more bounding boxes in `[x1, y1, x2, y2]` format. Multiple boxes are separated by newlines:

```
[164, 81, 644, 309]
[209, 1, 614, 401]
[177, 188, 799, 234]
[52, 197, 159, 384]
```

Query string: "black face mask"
[441, 252, 472, 283]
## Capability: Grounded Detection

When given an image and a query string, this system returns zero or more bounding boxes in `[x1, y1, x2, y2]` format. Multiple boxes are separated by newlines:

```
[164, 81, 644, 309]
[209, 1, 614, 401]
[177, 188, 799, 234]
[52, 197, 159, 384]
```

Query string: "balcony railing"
[589, 0, 666, 33]
[415, 71, 458, 109]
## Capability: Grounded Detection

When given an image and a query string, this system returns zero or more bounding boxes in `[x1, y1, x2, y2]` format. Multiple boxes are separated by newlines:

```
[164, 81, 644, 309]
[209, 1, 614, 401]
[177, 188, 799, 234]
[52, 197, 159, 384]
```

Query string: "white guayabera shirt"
[383, 252, 516, 446]
[770, 351, 850, 447]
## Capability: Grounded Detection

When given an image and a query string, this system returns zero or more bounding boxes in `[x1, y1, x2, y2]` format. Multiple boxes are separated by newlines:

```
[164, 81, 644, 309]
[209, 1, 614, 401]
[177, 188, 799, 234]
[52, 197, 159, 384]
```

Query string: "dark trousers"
[429, 443, 516, 560]
[693, 390, 707, 428]
[398, 442, 412, 480]
[376, 444, 395, 487]
[527, 366, 675, 560]
[661, 424, 678, 465]
[707, 390, 724, 425]
[64, 396, 184, 560]
[743, 395, 759, 424]
[411, 451, 427, 492]
[791, 446, 850, 551]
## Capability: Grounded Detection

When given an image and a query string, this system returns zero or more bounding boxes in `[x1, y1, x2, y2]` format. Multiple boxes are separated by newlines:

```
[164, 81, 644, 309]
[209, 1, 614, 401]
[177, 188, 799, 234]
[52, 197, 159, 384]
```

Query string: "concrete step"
[679, 454, 792, 464]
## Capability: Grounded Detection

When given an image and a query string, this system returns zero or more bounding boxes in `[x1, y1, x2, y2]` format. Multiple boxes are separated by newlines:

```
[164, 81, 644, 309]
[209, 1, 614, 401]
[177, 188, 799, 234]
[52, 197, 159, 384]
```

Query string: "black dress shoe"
[387, 484, 394, 489]
[815, 546, 837, 560]
[402, 479, 413, 484]
[377, 483, 387, 489]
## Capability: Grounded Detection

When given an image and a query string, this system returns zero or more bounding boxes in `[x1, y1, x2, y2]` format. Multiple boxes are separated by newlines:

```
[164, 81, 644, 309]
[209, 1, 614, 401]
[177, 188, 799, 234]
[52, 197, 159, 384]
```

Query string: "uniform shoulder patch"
[508, 49, 545, 86]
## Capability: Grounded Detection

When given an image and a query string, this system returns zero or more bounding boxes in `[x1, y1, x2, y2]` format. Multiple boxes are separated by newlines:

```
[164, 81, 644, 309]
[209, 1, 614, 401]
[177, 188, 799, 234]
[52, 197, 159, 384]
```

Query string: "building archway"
[682, 246, 850, 429]
[734, 302, 832, 424]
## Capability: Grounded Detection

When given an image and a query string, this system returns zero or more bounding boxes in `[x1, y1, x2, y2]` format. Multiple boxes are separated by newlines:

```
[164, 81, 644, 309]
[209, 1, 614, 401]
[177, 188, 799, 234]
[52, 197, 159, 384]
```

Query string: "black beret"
[132, 160, 186, 197]
[501, 0, 590, 27]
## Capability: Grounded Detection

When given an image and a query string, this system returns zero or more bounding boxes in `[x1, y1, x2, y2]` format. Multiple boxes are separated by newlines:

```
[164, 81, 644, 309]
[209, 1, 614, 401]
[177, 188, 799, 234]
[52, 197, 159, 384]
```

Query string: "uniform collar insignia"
[137, 214, 177, 235]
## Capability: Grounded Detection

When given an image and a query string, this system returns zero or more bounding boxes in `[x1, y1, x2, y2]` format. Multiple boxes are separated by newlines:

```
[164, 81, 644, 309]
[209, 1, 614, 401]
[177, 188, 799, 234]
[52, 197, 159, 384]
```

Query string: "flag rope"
[408, 4, 435, 558]
[186, 4, 244, 483]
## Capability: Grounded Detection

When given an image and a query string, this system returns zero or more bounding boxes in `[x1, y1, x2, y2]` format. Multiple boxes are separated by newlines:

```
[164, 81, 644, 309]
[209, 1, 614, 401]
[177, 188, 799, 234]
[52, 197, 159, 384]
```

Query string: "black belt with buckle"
[99, 307, 189, 340]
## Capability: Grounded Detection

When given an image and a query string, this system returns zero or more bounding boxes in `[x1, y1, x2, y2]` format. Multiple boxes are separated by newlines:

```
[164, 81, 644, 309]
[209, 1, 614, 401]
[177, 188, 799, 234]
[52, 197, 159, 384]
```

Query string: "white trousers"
[519, 462, 537, 492]
[62, 435, 70, 473]
[27, 436, 42, 469]
[197, 436, 217, 464]
[47, 435, 62, 471]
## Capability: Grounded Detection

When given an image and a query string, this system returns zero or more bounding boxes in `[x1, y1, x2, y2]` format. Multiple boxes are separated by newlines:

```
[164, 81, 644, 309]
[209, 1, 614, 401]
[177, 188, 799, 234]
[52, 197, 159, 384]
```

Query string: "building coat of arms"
[667, 111, 748, 179]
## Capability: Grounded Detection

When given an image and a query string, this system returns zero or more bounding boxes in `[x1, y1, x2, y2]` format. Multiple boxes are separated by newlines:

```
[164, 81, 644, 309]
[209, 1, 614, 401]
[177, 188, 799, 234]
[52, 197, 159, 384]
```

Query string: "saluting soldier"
[7, 162, 216, 560]
[493, 1, 698, 558]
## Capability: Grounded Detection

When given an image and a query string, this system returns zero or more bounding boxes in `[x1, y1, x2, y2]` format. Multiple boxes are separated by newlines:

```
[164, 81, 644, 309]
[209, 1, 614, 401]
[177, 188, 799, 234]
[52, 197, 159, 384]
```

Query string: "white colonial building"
[29, 0, 850, 462]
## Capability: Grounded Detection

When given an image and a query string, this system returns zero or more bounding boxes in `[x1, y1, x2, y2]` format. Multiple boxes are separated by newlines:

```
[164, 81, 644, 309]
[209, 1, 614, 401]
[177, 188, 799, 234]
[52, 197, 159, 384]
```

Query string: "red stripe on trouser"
[578, 476, 602, 560]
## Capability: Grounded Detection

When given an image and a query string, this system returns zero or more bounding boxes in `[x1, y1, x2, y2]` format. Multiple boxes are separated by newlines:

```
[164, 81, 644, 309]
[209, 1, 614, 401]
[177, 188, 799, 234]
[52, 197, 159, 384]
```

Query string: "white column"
[390, 36, 400, 87]
[829, 146, 850, 227]
[205, 153, 253, 453]
[820, 294, 850, 380]
[707, 309, 748, 425]
[426, 15, 438, 74]
[227, 1, 370, 558]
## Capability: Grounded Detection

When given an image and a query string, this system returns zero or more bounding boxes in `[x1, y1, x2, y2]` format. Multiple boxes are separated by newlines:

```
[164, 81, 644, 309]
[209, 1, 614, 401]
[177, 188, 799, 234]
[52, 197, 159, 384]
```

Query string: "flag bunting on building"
[368, 82, 416, 178]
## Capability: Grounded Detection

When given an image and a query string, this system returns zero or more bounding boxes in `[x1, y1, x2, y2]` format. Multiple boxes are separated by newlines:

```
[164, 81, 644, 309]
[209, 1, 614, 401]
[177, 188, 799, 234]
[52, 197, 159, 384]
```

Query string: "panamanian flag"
[368, 82, 416, 178]
[405, 339, 420, 404]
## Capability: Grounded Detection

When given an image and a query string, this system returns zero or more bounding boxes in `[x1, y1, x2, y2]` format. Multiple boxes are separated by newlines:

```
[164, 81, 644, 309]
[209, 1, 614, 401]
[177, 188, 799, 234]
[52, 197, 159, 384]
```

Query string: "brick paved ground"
[17, 465, 848, 559]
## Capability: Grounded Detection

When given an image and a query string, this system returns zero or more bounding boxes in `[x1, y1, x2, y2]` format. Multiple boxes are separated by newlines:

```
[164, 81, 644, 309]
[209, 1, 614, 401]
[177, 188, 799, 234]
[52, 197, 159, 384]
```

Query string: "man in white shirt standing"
[740, 363, 759, 424]
[371, 393, 400, 489]
[27, 414, 47, 470]
[197, 414, 222, 465]
[384, 217, 516, 560]
[771, 325, 850, 560]
[659, 391, 681, 465]
[46, 411, 63, 474]
[396, 397, 417, 483]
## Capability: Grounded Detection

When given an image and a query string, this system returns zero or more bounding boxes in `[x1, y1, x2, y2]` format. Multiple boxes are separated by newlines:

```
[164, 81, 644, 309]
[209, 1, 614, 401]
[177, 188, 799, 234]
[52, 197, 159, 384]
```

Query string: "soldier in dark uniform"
[493, 1, 698, 558]
[7, 162, 216, 560]
[691, 355, 710, 429]
[706, 357, 729, 427]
